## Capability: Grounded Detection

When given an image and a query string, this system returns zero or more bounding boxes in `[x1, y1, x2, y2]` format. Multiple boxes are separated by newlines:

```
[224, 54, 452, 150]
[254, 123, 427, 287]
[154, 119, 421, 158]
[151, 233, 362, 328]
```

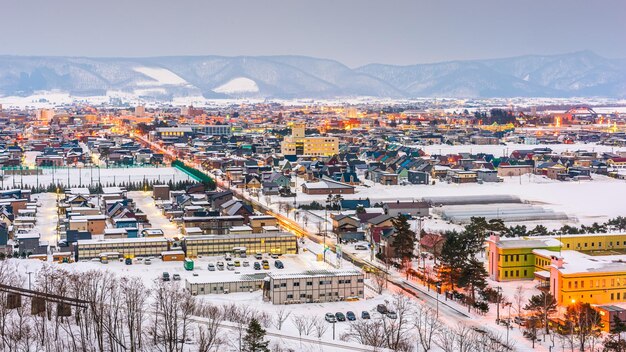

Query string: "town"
[0, 98, 625, 351]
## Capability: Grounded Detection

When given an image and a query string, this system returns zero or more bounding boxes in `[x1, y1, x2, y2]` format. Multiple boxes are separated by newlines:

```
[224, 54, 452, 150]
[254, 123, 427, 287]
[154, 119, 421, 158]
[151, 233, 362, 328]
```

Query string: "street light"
[435, 282, 442, 318]
[496, 286, 502, 323]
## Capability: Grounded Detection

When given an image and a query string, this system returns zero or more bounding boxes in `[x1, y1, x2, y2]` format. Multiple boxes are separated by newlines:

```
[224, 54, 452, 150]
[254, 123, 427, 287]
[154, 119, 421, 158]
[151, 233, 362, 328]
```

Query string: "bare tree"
[382, 294, 413, 351]
[312, 317, 328, 338]
[273, 308, 291, 331]
[342, 319, 386, 351]
[292, 314, 308, 340]
[372, 269, 388, 294]
[413, 305, 441, 351]
[151, 280, 196, 352]
[195, 302, 224, 352]
[512, 285, 526, 318]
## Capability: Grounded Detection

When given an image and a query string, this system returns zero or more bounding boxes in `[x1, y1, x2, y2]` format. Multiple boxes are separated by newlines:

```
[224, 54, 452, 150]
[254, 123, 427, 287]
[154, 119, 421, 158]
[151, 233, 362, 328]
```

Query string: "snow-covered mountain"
[0, 52, 624, 99]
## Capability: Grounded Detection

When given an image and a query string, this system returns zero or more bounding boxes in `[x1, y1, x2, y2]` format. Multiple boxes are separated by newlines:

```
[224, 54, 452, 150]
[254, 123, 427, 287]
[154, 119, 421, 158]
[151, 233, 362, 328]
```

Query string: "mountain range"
[0, 51, 624, 99]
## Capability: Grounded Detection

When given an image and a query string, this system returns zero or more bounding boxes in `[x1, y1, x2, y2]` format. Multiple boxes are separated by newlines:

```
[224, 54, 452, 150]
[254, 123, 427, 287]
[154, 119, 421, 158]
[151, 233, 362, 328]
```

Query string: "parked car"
[514, 316, 527, 325]
[325, 313, 337, 323]
[274, 260, 284, 269]
[262, 262, 270, 270]
[255, 253, 263, 260]
[224, 253, 232, 261]
[217, 261, 224, 270]
[361, 311, 371, 319]
[271, 253, 280, 259]
[234, 260, 241, 267]
[243, 260, 250, 267]
[207, 263, 216, 271]
[125, 258, 133, 265]
[355, 244, 368, 250]
[386, 311, 397, 319]
[227, 262, 235, 271]
[144, 259, 152, 265]
[346, 311, 356, 321]
[376, 304, 388, 314]
[254, 262, 261, 270]
[335, 312, 346, 322]
[172, 274, 181, 281]
[162, 272, 170, 281]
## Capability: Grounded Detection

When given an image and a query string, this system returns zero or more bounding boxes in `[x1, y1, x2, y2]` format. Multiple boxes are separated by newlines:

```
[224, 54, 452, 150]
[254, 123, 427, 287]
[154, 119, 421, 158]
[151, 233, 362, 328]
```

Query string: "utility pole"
[27, 271, 33, 290]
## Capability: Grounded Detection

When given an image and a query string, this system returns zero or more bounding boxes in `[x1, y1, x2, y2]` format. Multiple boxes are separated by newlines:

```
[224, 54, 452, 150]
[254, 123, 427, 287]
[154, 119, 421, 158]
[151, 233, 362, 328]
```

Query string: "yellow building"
[540, 250, 626, 306]
[487, 233, 626, 306]
[281, 123, 338, 157]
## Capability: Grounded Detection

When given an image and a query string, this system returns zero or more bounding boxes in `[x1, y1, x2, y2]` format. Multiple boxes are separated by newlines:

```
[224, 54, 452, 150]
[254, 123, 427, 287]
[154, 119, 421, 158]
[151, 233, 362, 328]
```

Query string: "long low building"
[182, 215, 245, 235]
[75, 237, 170, 260]
[186, 269, 365, 305]
[186, 273, 267, 295]
[264, 270, 365, 305]
[183, 232, 298, 257]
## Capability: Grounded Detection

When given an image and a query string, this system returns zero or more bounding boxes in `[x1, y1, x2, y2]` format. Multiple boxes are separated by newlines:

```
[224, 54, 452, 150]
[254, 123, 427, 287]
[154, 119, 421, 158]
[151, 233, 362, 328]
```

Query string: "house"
[153, 185, 170, 200]
[407, 170, 430, 185]
[243, 174, 261, 189]
[607, 157, 626, 170]
[546, 164, 567, 180]
[249, 215, 278, 233]
[497, 165, 533, 177]
[379, 173, 398, 185]
[207, 191, 233, 209]
[262, 182, 280, 195]
[383, 201, 430, 218]
[332, 214, 360, 234]
[301, 178, 355, 195]
[476, 169, 500, 183]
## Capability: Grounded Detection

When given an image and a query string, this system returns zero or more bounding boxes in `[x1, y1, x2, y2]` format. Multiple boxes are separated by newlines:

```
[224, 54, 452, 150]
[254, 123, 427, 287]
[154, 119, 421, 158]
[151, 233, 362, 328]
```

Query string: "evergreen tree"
[457, 257, 488, 307]
[243, 318, 270, 352]
[390, 215, 416, 266]
[524, 291, 557, 334]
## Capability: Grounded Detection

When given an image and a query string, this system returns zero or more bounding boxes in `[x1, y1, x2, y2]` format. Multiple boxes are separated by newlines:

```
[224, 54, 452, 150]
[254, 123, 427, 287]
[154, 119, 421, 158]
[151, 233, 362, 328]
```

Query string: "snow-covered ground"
[282, 173, 626, 229]
[1, 166, 191, 188]
[130, 190, 182, 238]
[416, 142, 625, 157]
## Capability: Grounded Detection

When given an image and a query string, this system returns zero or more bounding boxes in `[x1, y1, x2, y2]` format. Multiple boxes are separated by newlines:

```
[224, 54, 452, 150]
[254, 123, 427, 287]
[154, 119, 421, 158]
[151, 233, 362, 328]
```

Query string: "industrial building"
[183, 232, 298, 257]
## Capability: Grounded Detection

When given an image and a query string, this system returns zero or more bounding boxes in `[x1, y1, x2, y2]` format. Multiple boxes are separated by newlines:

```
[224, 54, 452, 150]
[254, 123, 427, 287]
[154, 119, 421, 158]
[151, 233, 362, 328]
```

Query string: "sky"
[1, 0, 625, 67]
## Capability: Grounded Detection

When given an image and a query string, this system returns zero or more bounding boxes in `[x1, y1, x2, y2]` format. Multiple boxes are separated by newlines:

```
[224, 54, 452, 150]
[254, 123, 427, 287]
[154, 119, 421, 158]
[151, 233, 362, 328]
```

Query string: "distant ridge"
[0, 51, 624, 99]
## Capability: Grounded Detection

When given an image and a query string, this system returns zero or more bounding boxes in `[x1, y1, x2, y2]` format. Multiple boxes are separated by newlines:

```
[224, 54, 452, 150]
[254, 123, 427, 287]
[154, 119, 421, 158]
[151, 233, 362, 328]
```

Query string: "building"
[487, 233, 626, 306]
[182, 215, 245, 235]
[153, 185, 170, 200]
[497, 165, 533, 177]
[281, 123, 338, 157]
[263, 270, 364, 304]
[407, 170, 430, 185]
[186, 273, 267, 295]
[68, 215, 107, 236]
[75, 237, 170, 260]
[248, 215, 278, 233]
[476, 169, 500, 182]
[383, 201, 430, 218]
[183, 232, 298, 257]
[301, 178, 355, 195]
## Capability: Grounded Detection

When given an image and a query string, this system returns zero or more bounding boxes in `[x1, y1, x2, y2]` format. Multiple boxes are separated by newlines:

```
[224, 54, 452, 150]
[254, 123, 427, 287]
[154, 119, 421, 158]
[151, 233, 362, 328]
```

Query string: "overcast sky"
[2, 0, 625, 67]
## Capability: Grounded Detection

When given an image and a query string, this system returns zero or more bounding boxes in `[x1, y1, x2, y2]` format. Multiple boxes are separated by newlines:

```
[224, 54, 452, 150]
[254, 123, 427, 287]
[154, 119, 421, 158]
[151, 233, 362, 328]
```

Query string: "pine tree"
[243, 318, 269, 352]
[524, 291, 557, 334]
[457, 257, 487, 307]
[391, 215, 416, 268]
